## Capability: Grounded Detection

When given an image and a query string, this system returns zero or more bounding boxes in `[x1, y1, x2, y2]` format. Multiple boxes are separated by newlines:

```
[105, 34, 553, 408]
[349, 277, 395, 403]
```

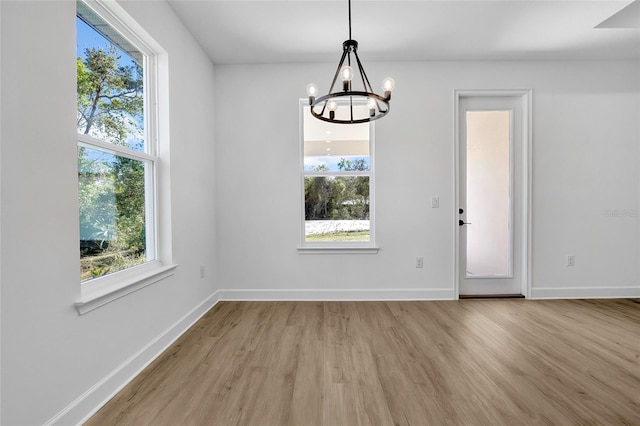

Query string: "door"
[458, 95, 524, 296]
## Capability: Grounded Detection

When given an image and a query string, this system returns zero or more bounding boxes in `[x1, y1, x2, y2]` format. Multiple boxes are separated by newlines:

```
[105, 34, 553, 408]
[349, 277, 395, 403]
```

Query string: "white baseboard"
[45, 291, 222, 426]
[215, 287, 455, 301]
[531, 286, 640, 299]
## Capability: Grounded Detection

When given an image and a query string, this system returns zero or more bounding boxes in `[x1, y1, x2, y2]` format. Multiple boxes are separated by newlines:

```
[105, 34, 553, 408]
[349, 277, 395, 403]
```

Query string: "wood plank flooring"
[85, 299, 640, 425]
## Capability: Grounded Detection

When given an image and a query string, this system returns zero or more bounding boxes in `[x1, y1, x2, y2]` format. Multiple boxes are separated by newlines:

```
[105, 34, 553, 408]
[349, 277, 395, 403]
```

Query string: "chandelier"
[306, 0, 395, 124]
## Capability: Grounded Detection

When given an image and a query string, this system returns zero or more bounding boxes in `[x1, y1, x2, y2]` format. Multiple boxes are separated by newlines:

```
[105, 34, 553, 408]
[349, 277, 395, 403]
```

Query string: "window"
[300, 101, 376, 251]
[76, 0, 173, 312]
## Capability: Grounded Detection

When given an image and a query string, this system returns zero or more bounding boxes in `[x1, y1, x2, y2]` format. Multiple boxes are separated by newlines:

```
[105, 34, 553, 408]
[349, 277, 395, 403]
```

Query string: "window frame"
[75, 0, 175, 314]
[298, 99, 379, 254]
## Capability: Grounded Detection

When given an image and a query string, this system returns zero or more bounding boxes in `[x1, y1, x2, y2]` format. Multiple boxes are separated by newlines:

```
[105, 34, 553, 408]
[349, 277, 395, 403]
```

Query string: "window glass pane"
[304, 139, 370, 172]
[303, 106, 369, 172]
[76, 7, 145, 151]
[79, 147, 148, 281]
[465, 110, 511, 277]
[304, 176, 370, 242]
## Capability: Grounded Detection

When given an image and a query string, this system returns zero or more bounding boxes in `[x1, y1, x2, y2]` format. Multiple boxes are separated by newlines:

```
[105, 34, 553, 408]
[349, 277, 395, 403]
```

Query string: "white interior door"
[458, 95, 524, 296]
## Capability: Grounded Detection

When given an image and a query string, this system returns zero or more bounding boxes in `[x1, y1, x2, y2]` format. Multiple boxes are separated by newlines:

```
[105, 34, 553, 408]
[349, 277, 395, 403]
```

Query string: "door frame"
[453, 90, 533, 299]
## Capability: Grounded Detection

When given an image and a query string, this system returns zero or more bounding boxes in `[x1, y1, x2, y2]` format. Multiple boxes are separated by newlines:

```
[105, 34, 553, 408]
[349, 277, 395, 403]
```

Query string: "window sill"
[75, 263, 178, 315]
[297, 247, 379, 254]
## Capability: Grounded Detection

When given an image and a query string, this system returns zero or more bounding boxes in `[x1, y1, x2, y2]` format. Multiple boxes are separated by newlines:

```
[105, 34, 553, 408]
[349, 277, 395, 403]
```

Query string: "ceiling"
[167, 0, 640, 65]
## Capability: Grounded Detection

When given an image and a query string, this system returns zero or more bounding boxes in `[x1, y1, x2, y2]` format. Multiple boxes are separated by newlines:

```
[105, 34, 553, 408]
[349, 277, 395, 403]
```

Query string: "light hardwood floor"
[86, 299, 640, 425]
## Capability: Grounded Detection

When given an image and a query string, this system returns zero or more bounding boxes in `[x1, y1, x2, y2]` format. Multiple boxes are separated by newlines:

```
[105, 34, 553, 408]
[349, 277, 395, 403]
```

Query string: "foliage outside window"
[77, 1, 156, 281]
[301, 103, 375, 246]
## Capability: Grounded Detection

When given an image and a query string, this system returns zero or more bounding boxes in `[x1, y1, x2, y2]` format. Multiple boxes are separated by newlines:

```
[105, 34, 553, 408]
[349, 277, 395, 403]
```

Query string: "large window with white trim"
[300, 102, 375, 247]
[76, 1, 157, 282]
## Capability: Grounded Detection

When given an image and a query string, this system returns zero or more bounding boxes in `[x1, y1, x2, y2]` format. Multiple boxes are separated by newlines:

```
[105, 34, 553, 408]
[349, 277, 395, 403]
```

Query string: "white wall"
[531, 65, 640, 297]
[0, 1, 217, 424]
[214, 61, 640, 300]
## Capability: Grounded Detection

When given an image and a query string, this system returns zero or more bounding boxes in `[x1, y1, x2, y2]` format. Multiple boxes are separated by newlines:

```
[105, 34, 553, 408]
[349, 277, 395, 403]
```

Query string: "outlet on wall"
[416, 257, 424, 268]
[567, 255, 575, 267]
[200, 265, 206, 278]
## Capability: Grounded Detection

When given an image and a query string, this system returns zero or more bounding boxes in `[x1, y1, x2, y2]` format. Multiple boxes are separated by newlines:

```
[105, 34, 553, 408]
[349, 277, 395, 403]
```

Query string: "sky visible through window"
[76, 17, 135, 69]
[304, 156, 369, 172]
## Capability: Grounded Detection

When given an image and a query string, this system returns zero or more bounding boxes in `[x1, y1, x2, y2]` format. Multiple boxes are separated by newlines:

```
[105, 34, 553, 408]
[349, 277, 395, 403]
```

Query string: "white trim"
[82, 0, 164, 56]
[297, 247, 379, 254]
[304, 170, 369, 177]
[215, 288, 455, 301]
[524, 91, 533, 298]
[531, 286, 640, 299]
[75, 263, 178, 315]
[453, 94, 460, 298]
[77, 136, 156, 162]
[0, 4, 3, 420]
[453, 89, 533, 299]
[47, 291, 222, 426]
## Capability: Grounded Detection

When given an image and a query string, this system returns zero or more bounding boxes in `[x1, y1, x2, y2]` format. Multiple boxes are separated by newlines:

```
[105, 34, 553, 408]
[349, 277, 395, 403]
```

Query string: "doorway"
[455, 91, 531, 298]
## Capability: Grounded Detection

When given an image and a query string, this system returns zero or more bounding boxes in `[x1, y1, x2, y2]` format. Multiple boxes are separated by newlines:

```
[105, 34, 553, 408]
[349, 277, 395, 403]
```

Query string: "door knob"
[459, 220, 472, 226]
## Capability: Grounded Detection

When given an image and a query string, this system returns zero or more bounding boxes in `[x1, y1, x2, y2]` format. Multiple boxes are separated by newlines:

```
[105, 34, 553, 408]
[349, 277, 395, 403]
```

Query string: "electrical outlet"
[431, 197, 439, 208]
[567, 256, 575, 267]
[200, 265, 206, 278]
[416, 257, 424, 268]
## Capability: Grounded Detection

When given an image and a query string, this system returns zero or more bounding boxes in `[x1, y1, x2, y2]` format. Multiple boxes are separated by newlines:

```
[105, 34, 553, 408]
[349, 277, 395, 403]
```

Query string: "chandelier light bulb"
[382, 78, 395, 95]
[340, 66, 354, 82]
[340, 66, 353, 91]
[306, 83, 319, 104]
[306, 83, 318, 97]
[367, 98, 377, 117]
[328, 100, 338, 120]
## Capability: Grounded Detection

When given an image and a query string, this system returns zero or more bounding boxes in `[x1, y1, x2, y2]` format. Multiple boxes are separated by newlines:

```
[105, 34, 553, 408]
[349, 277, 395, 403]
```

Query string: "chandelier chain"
[348, 0, 352, 40]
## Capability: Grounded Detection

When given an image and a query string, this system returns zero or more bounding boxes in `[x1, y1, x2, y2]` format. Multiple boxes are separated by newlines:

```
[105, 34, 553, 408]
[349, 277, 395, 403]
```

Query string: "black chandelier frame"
[308, 1, 392, 124]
